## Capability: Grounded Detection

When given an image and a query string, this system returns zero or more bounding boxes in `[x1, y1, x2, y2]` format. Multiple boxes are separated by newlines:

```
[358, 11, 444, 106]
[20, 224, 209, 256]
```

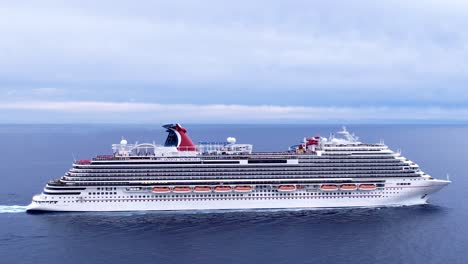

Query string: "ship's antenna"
[446, 173, 451, 181]
[72, 153, 76, 162]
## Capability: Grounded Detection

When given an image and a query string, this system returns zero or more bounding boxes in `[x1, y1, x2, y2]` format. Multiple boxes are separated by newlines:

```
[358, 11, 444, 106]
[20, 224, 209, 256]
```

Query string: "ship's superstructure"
[27, 124, 450, 212]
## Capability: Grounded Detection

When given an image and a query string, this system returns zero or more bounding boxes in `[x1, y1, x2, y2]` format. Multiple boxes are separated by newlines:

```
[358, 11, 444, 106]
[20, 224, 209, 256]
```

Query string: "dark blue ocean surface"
[0, 124, 466, 264]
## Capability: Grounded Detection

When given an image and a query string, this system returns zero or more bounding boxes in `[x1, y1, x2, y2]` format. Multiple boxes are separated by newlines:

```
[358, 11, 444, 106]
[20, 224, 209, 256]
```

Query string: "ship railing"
[70, 163, 409, 172]
[69, 171, 418, 178]
[70, 165, 410, 173]
[63, 172, 420, 182]
[72, 162, 409, 169]
[69, 167, 414, 175]
[65, 174, 419, 182]
[73, 159, 407, 168]
[83, 153, 400, 162]
[93, 155, 116, 161]
[85, 156, 402, 163]
[59, 175, 413, 185]
[72, 160, 405, 170]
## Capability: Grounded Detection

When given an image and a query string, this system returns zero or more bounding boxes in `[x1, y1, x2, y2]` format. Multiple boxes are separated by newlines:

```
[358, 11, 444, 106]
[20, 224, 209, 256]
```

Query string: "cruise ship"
[26, 124, 450, 212]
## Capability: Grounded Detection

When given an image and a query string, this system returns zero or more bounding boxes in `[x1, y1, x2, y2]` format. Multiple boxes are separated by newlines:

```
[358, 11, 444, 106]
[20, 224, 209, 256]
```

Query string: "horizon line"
[1, 100, 468, 123]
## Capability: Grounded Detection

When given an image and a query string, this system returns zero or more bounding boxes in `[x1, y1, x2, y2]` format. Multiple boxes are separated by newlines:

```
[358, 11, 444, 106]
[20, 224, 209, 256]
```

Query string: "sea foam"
[0, 205, 27, 213]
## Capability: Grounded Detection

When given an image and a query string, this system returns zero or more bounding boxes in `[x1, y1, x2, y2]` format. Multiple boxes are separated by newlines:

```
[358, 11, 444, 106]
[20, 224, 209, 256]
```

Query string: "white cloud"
[0, 100, 467, 123]
[31, 88, 62, 94]
[0, 0, 468, 119]
[0, 0, 467, 86]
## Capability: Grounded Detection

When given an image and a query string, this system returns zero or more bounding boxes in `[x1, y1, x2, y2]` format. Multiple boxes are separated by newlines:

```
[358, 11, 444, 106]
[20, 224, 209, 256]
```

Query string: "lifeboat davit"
[173, 186, 192, 193]
[278, 185, 296, 192]
[340, 184, 357, 191]
[359, 184, 377, 190]
[152, 187, 171, 193]
[194, 186, 212, 193]
[234, 186, 253, 193]
[320, 184, 338, 191]
[214, 186, 232, 192]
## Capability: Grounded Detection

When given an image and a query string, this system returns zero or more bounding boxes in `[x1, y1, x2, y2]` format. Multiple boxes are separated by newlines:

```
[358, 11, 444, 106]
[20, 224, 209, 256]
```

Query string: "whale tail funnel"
[163, 124, 197, 151]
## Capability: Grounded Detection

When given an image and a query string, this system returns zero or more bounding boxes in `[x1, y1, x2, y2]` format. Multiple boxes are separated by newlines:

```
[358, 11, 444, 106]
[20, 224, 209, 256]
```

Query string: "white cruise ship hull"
[26, 178, 449, 212]
[26, 124, 452, 213]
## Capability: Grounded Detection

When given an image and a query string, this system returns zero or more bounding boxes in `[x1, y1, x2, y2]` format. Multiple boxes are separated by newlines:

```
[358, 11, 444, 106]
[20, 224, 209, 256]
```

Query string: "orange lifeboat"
[173, 186, 192, 193]
[320, 184, 338, 191]
[359, 184, 377, 190]
[152, 187, 171, 193]
[340, 184, 357, 191]
[234, 186, 253, 193]
[278, 185, 296, 192]
[194, 186, 212, 193]
[214, 186, 232, 192]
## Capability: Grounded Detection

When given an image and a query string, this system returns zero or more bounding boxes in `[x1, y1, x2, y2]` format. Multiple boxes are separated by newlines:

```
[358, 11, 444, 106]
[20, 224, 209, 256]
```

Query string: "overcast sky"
[1, 0, 468, 123]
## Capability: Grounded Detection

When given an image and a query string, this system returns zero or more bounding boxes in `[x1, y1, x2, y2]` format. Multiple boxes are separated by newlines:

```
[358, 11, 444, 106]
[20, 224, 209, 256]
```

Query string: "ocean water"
[0, 124, 466, 264]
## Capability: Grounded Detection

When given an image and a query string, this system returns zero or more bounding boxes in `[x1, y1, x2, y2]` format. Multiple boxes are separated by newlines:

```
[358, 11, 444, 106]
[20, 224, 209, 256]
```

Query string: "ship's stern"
[26, 194, 51, 213]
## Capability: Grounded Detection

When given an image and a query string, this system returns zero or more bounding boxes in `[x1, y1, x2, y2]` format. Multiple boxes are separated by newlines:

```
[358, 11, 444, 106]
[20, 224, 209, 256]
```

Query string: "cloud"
[0, 0, 467, 85]
[0, 100, 467, 123]
[31, 88, 62, 94]
[0, 0, 468, 121]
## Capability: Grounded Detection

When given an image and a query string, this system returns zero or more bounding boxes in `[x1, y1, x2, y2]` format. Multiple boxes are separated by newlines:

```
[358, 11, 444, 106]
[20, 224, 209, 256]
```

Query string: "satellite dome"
[227, 137, 236, 144]
[120, 138, 128, 145]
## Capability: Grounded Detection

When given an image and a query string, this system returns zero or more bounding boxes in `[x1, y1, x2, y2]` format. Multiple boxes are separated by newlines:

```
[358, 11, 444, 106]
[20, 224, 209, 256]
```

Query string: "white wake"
[0, 205, 28, 213]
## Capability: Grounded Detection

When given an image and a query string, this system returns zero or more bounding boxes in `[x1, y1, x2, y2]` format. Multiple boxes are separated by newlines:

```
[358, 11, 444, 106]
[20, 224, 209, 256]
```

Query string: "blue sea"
[0, 124, 466, 264]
